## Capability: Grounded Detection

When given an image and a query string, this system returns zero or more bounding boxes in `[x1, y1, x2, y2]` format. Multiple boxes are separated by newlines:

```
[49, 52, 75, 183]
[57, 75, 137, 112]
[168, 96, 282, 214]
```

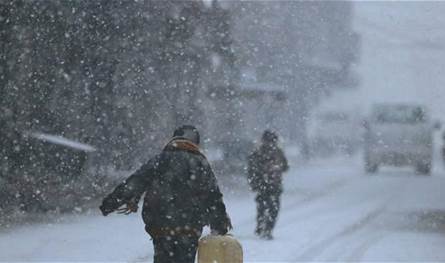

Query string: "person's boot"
[260, 229, 273, 240]
[254, 225, 262, 236]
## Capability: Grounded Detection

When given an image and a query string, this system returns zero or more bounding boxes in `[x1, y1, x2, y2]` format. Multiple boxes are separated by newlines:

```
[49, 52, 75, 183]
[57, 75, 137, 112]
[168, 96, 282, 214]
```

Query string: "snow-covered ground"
[2, 150, 445, 262]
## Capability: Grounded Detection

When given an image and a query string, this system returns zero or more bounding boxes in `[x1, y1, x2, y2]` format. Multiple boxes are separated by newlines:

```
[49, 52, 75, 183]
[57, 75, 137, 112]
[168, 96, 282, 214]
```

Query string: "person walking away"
[100, 125, 232, 263]
[247, 130, 289, 240]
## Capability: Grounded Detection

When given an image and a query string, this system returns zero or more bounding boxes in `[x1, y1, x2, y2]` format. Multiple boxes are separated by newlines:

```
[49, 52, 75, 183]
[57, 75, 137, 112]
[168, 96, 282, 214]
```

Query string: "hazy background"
[1, 0, 444, 226]
[353, 2, 445, 120]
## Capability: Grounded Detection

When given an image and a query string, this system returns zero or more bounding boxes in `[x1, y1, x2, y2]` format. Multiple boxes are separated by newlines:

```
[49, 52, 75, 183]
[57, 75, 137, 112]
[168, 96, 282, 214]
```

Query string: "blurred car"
[308, 111, 363, 156]
[364, 103, 433, 175]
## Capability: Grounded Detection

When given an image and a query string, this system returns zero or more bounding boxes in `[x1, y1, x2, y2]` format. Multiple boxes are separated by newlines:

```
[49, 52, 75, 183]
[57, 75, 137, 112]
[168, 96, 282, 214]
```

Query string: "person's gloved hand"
[99, 195, 120, 216]
[211, 215, 233, 235]
[116, 202, 138, 215]
[99, 204, 114, 216]
[211, 228, 228, 235]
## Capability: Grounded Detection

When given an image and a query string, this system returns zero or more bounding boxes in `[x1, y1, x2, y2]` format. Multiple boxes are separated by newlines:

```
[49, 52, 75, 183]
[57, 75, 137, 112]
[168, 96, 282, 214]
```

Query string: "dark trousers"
[255, 191, 281, 235]
[148, 227, 201, 263]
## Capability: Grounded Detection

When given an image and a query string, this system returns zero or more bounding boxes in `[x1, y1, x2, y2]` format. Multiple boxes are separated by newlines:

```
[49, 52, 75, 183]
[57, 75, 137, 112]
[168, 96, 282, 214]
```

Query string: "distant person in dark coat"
[248, 130, 289, 240]
[100, 125, 232, 263]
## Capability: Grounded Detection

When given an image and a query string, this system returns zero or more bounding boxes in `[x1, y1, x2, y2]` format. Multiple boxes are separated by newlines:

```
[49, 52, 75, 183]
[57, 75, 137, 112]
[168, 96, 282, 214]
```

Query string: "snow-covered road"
[2, 155, 445, 262]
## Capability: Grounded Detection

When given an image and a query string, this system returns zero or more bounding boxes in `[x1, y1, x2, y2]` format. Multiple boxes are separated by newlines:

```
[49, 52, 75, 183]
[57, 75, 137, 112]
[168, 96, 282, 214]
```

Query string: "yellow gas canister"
[197, 234, 243, 263]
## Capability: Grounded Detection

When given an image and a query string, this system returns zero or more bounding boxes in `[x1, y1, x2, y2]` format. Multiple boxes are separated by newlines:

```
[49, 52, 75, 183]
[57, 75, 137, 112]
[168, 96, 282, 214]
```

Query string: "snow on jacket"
[100, 138, 230, 234]
[247, 144, 289, 193]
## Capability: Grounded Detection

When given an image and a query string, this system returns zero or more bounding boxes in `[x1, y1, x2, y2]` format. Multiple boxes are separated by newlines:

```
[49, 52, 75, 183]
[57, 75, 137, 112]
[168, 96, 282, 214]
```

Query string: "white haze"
[352, 2, 445, 120]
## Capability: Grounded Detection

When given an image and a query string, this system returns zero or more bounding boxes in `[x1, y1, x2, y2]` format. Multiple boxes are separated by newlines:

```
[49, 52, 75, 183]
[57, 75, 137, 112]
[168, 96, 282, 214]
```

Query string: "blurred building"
[227, 1, 361, 152]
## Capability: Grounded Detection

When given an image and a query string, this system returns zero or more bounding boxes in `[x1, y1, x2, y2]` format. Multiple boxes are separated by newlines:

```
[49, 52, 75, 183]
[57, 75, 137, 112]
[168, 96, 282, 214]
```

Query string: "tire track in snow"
[345, 232, 385, 261]
[276, 177, 363, 229]
[342, 173, 427, 261]
[294, 204, 386, 261]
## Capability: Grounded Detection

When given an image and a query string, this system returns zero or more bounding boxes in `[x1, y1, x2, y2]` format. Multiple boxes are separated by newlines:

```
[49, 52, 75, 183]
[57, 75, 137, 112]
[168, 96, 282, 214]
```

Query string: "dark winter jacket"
[100, 138, 231, 235]
[247, 144, 289, 194]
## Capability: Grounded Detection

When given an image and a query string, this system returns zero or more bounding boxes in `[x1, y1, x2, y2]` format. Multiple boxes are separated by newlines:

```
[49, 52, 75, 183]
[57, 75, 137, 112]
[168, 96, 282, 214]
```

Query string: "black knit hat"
[173, 125, 200, 145]
[262, 130, 278, 143]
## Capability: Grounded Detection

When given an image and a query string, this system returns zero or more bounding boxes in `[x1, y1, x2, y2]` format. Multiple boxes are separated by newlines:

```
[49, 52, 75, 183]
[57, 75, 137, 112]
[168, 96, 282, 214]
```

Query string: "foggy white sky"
[352, 2, 445, 120]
